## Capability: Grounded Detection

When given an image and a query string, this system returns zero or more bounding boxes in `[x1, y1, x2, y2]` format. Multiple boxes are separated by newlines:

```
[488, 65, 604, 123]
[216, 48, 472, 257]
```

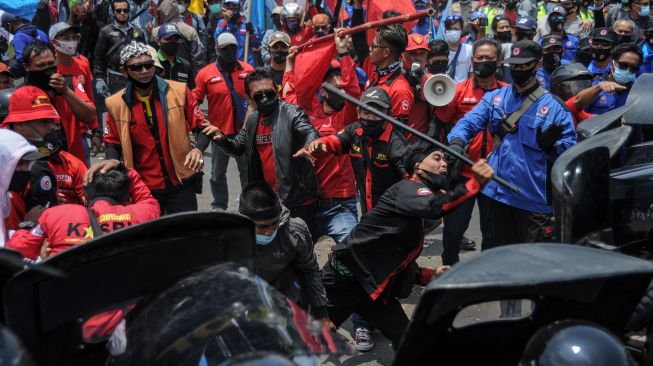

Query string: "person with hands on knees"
[321, 141, 494, 350]
[104, 41, 211, 215]
[7, 159, 160, 261]
[238, 182, 333, 328]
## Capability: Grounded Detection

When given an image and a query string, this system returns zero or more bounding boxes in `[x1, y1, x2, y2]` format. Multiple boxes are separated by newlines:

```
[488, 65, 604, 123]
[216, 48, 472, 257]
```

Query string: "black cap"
[403, 141, 442, 175]
[590, 27, 617, 44]
[541, 34, 563, 49]
[504, 40, 543, 65]
[515, 16, 537, 31]
[360, 87, 391, 109]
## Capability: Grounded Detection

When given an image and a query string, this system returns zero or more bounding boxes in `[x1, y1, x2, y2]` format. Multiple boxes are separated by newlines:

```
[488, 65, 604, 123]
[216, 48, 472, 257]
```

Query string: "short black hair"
[428, 39, 449, 58]
[473, 38, 501, 59]
[245, 67, 278, 97]
[491, 15, 512, 31]
[612, 43, 643, 66]
[382, 10, 401, 18]
[323, 66, 341, 83]
[239, 181, 279, 213]
[376, 24, 408, 55]
[445, 17, 464, 30]
[111, 0, 130, 11]
[22, 40, 54, 67]
[84, 170, 131, 203]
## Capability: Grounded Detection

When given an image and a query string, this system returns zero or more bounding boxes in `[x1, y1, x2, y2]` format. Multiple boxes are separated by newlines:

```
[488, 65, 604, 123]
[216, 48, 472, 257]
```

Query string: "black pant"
[322, 263, 409, 348]
[441, 177, 492, 265]
[290, 202, 319, 244]
[487, 198, 554, 249]
[152, 183, 198, 215]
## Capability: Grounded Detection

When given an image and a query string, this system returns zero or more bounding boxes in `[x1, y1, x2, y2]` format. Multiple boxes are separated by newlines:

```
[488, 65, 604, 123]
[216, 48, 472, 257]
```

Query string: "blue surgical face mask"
[640, 4, 650, 16]
[445, 29, 462, 43]
[256, 228, 278, 245]
[613, 65, 635, 85]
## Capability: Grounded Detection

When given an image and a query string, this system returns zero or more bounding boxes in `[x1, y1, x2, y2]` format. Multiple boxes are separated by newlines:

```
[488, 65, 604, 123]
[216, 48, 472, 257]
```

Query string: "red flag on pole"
[364, 0, 417, 45]
[292, 38, 337, 108]
[325, 0, 350, 22]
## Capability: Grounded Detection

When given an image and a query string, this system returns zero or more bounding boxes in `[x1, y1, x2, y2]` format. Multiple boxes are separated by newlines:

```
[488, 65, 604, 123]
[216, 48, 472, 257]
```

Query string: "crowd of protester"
[0, 0, 651, 356]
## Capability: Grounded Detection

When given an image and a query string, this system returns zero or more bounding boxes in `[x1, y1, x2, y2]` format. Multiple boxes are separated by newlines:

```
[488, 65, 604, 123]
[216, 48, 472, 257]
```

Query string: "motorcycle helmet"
[550, 63, 593, 101]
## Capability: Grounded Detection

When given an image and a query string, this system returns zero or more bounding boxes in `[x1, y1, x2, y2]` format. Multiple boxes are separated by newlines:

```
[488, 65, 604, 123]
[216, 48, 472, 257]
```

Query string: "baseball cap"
[217, 32, 238, 48]
[406, 33, 430, 52]
[272, 6, 284, 15]
[268, 31, 291, 47]
[224, 0, 240, 4]
[470, 11, 487, 21]
[158, 23, 181, 39]
[549, 5, 567, 15]
[360, 87, 391, 109]
[147, 45, 163, 70]
[590, 27, 617, 44]
[0, 13, 23, 28]
[541, 34, 563, 48]
[504, 40, 543, 65]
[515, 16, 537, 31]
[0, 62, 12, 78]
[4, 86, 61, 123]
[48, 22, 80, 40]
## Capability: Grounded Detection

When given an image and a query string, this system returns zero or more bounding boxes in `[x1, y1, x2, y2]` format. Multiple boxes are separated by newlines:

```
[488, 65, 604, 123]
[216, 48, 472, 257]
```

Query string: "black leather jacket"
[217, 102, 320, 208]
[93, 23, 146, 78]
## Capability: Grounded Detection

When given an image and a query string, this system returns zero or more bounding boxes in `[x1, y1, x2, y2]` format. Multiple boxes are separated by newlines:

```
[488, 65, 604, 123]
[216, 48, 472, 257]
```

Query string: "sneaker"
[460, 236, 476, 251]
[354, 327, 375, 352]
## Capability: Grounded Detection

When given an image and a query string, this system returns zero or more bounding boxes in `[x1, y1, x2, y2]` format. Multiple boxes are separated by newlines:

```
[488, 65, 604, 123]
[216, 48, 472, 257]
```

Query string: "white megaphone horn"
[422, 74, 455, 107]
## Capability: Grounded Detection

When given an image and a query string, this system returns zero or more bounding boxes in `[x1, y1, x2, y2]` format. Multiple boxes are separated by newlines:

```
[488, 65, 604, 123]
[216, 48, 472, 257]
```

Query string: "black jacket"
[217, 102, 320, 208]
[255, 206, 328, 318]
[93, 23, 146, 78]
[323, 122, 407, 213]
[333, 177, 479, 301]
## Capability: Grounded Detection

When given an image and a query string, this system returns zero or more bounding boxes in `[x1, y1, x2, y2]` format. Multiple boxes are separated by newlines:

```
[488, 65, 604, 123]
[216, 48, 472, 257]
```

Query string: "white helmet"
[282, 3, 302, 19]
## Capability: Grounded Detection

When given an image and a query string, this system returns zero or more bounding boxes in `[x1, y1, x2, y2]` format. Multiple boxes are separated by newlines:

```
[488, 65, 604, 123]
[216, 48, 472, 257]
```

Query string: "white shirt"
[448, 43, 473, 83]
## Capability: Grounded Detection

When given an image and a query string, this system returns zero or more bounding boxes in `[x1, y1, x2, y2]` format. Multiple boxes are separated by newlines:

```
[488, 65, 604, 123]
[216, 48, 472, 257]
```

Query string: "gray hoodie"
[153, 0, 206, 72]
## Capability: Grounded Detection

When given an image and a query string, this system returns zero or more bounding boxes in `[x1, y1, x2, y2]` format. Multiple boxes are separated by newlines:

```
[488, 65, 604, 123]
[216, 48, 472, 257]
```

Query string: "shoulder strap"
[86, 206, 103, 238]
[447, 46, 462, 79]
[504, 86, 547, 129]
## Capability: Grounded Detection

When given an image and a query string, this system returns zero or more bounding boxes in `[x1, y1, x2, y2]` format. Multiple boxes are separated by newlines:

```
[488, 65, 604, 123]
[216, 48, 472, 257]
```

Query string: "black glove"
[405, 68, 424, 88]
[445, 138, 466, 164]
[536, 123, 564, 154]
[246, 22, 254, 34]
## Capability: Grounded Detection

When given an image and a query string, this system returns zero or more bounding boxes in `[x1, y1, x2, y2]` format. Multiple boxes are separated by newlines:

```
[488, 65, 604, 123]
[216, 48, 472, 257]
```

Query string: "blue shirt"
[539, 34, 578, 63]
[641, 42, 653, 74]
[448, 85, 576, 213]
[585, 79, 631, 115]
[588, 60, 611, 82]
[214, 18, 262, 65]
[536, 67, 552, 90]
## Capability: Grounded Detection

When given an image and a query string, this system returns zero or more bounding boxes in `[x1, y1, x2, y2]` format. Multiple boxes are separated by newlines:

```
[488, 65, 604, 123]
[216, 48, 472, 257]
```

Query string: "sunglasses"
[313, 25, 330, 32]
[615, 61, 639, 73]
[114, 8, 130, 14]
[126, 61, 155, 72]
[252, 90, 277, 103]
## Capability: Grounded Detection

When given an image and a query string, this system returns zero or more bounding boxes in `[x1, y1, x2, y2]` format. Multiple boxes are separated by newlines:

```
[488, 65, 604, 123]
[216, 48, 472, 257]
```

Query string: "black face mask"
[29, 128, 66, 157]
[617, 34, 632, 43]
[516, 31, 534, 41]
[127, 74, 154, 89]
[25, 66, 58, 92]
[217, 48, 238, 70]
[592, 47, 612, 62]
[271, 50, 288, 64]
[419, 169, 446, 192]
[324, 90, 345, 111]
[495, 31, 512, 42]
[9, 170, 30, 193]
[510, 66, 536, 86]
[360, 119, 385, 138]
[543, 51, 562, 69]
[473, 61, 497, 78]
[427, 60, 448, 75]
[159, 42, 179, 56]
[548, 18, 565, 32]
[254, 90, 279, 116]
[575, 50, 592, 66]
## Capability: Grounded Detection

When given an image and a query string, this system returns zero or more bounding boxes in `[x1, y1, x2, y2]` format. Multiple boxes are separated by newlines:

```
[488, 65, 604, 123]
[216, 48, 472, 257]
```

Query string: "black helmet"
[551, 63, 593, 101]
[519, 319, 635, 366]
[0, 88, 15, 124]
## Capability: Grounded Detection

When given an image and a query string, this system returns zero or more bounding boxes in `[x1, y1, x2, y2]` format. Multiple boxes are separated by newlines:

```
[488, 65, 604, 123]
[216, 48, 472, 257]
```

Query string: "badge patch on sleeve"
[417, 187, 433, 196]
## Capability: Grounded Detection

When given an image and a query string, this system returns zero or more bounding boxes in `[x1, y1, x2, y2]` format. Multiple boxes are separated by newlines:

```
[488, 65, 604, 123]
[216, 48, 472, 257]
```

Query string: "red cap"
[4, 86, 60, 123]
[0, 62, 12, 77]
[406, 33, 429, 52]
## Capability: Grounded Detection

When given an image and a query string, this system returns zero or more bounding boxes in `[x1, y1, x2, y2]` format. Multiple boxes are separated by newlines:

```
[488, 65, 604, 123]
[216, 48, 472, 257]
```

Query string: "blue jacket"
[448, 85, 576, 213]
[214, 17, 261, 65]
[641, 42, 653, 74]
[586, 79, 631, 115]
[13, 25, 49, 62]
[588, 60, 611, 81]
[536, 67, 552, 90]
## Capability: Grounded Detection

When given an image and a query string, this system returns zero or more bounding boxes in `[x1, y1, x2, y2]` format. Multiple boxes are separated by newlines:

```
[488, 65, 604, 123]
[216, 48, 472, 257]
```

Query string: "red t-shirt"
[193, 62, 253, 135]
[57, 56, 98, 132]
[255, 118, 277, 190]
[52, 77, 95, 166]
[566, 97, 592, 127]
[435, 77, 507, 179]
[104, 88, 204, 191]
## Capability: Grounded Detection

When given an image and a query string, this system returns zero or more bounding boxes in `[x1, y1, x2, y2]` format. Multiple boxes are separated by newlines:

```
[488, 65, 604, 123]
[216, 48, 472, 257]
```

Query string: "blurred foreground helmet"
[519, 319, 635, 366]
[282, 3, 302, 19]
[0, 88, 15, 123]
[550, 63, 593, 101]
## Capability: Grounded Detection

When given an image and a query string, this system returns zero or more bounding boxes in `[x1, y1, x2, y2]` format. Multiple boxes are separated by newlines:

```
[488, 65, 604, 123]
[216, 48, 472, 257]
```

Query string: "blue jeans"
[316, 198, 358, 245]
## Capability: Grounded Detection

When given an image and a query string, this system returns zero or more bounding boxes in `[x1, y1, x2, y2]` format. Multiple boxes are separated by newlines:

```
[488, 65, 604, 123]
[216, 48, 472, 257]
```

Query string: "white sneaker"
[354, 327, 375, 352]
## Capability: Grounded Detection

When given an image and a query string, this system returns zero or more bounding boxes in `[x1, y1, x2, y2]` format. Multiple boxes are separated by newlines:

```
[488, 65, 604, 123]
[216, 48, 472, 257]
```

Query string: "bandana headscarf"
[120, 41, 151, 66]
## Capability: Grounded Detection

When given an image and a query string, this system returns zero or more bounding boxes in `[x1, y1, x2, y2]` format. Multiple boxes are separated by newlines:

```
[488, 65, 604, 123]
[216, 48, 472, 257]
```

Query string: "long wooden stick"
[296, 8, 434, 52]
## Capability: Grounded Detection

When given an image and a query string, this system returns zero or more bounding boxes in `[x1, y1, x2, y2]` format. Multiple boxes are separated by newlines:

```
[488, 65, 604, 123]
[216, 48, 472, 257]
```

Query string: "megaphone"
[422, 74, 455, 107]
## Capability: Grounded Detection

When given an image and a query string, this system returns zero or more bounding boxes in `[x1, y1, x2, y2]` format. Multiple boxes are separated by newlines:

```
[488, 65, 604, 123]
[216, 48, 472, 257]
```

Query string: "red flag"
[325, 0, 350, 22]
[293, 38, 337, 108]
[364, 0, 417, 45]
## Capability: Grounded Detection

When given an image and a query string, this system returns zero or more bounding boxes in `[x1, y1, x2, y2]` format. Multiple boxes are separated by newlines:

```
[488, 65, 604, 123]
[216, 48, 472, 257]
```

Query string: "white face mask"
[54, 40, 79, 56]
[446, 29, 462, 43]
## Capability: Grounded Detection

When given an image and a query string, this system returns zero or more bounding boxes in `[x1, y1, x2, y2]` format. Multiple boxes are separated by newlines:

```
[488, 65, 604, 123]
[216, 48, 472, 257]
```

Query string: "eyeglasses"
[126, 61, 155, 72]
[114, 8, 130, 14]
[615, 61, 639, 73]
[370, 44, 388, 50]
[313, 25, 330, 32]
[252, 89, 277, 103]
